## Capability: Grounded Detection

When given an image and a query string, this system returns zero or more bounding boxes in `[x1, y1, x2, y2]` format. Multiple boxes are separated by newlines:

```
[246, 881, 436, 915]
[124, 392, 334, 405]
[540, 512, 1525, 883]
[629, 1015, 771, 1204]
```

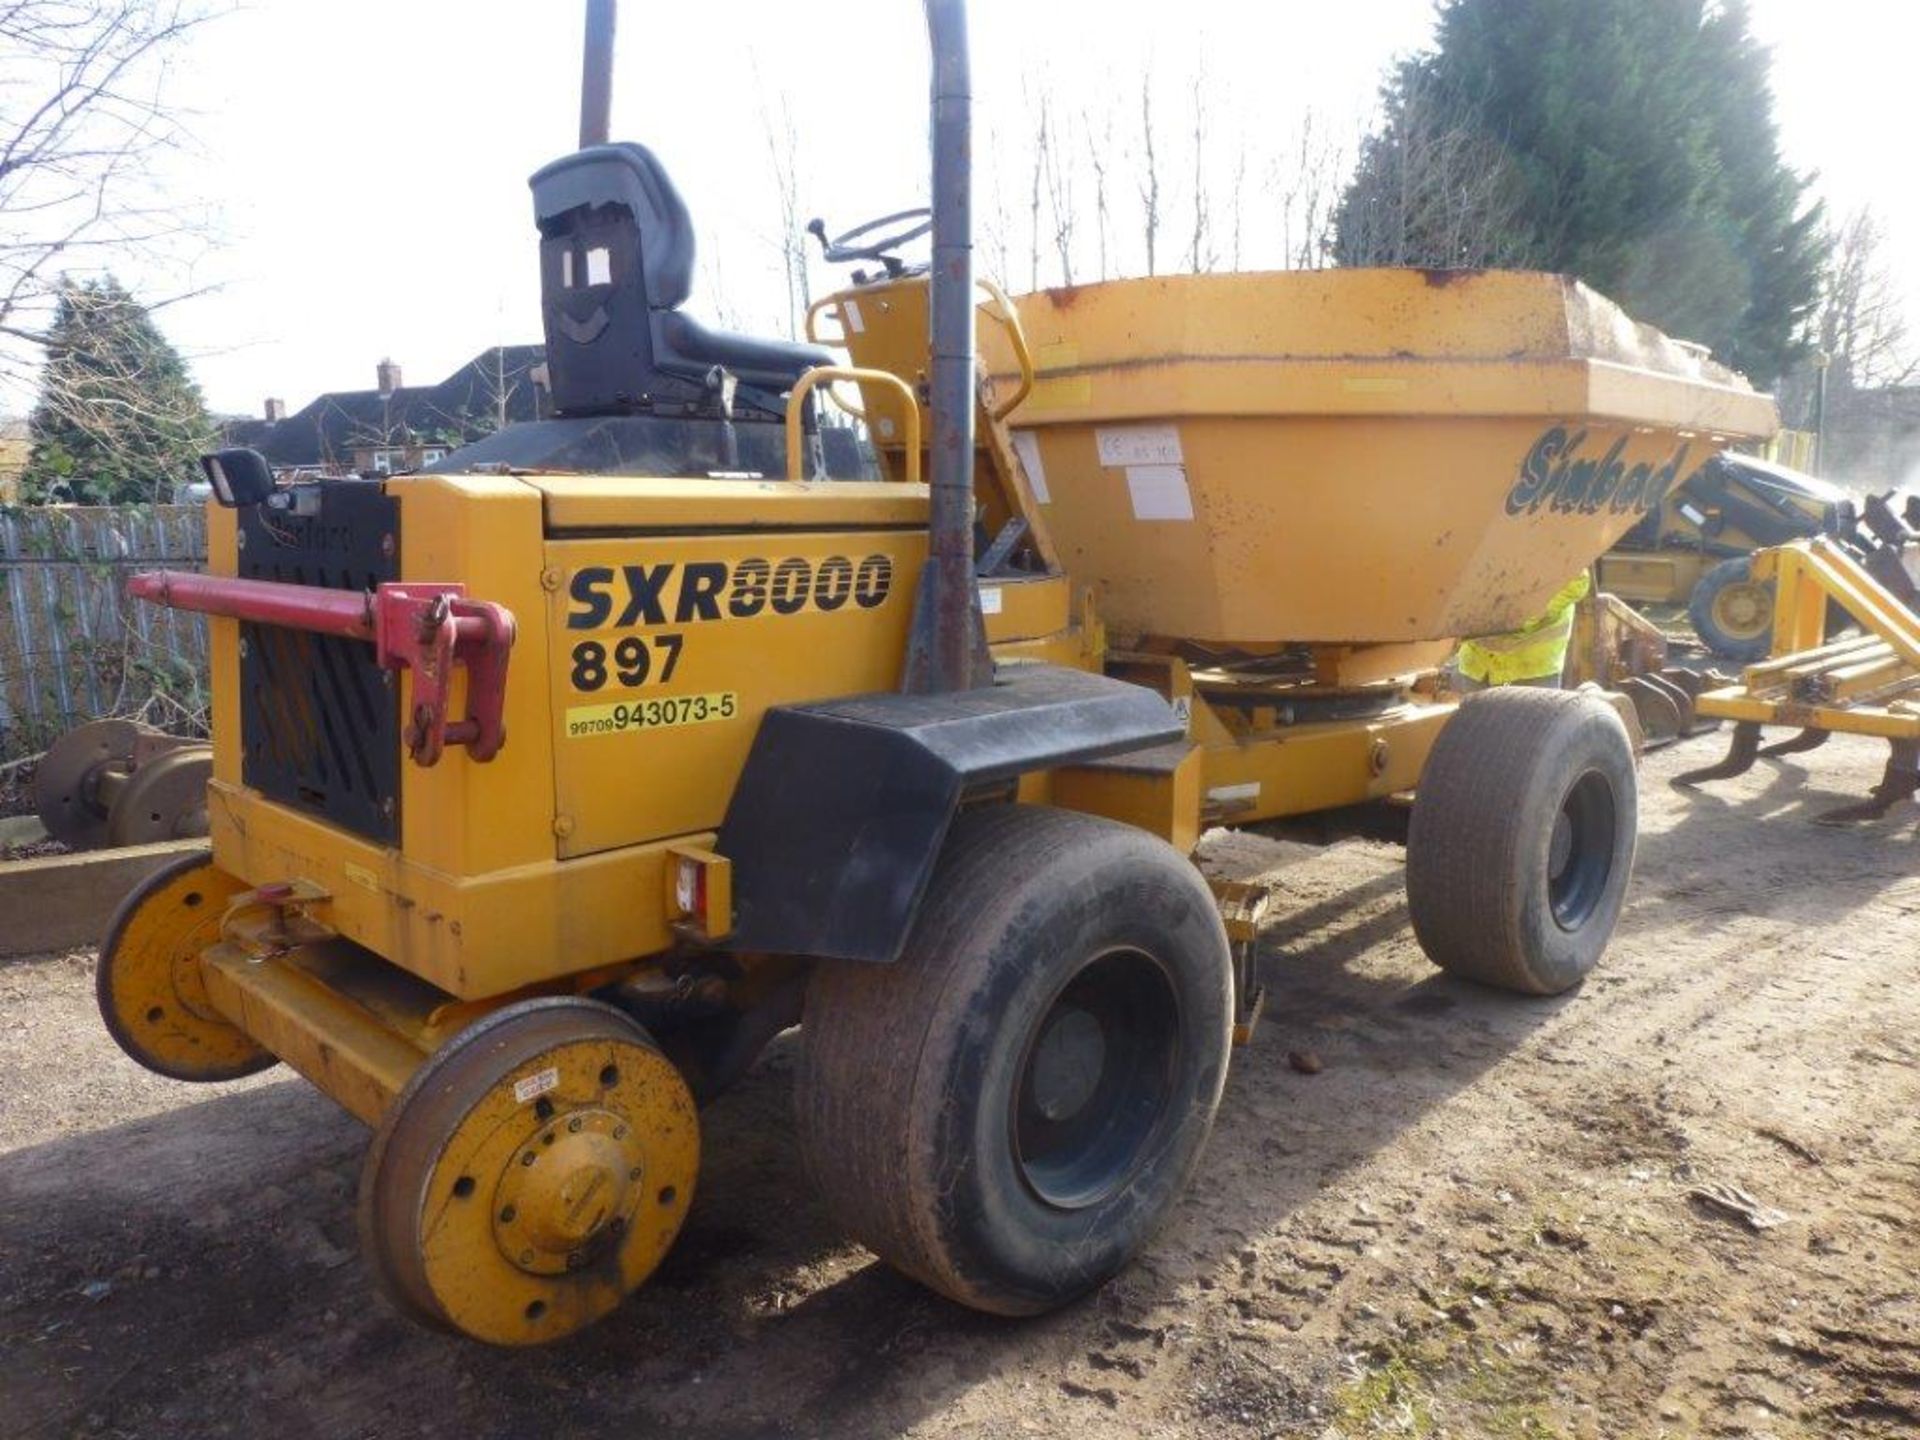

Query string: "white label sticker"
[1678, 502, 1706, 526]
[1207, 782, 1261, 805]
[1096, 423, 1184, 468]
[1010, 430, 1050, 503]
[840, 298, 866, 334]
[513, 1066, 560, 1104]
[979, 584, 1003, 615]
[1126, 464, 1194, 521]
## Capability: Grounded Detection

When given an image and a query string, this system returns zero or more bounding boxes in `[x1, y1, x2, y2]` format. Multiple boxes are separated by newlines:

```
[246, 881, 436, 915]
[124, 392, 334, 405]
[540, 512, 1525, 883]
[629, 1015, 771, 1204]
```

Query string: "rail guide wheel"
[97, 852, 277, 1081]
[35, 718, 145, 848]
[106, 746, 213, 846]
[358, 997, 700, 1346]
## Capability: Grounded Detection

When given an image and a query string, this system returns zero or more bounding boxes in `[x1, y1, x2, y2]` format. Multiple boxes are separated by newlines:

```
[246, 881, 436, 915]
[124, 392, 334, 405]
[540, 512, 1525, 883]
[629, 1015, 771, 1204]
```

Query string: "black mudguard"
[716, 664, 1182, 964]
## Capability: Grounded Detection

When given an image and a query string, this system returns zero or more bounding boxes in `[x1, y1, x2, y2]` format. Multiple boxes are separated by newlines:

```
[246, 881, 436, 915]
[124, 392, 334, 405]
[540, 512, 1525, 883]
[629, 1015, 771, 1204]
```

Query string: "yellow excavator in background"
[1600, 439, 1920, 667]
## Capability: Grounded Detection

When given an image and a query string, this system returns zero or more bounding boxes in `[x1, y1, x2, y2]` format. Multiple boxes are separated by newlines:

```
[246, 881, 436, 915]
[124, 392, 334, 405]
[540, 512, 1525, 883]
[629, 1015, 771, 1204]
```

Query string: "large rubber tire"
[1406, 689, 1637, 996]
[1689, 555, 1774, 663]
[796, 805, 1233, 1316]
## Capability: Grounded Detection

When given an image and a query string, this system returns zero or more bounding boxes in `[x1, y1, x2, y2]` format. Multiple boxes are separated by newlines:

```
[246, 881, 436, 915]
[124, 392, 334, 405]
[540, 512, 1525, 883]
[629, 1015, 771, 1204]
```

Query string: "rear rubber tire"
[1689, 555, 1773, 662]
[1407, 689, 1637, 996]
[796, 805, 1233, 1316]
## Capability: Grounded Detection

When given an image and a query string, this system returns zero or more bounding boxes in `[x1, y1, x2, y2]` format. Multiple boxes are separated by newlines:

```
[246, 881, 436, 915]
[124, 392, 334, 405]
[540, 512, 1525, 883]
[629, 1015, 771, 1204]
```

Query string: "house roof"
[225, 345, 545, 469]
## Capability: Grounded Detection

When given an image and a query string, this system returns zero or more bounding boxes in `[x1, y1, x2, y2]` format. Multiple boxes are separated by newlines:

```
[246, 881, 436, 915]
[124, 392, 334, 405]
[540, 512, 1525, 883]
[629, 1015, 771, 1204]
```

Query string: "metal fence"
[0, 505, 209, 760]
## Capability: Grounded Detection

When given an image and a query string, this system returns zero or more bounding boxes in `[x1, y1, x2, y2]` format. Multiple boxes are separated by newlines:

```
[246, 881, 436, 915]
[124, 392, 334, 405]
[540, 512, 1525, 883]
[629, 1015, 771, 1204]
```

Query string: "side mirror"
[199, 448, 276, 509]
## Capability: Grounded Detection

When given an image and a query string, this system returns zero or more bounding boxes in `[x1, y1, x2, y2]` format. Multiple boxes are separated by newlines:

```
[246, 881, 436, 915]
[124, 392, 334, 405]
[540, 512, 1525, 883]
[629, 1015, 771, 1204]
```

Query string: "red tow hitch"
[126, 570, 516, 766]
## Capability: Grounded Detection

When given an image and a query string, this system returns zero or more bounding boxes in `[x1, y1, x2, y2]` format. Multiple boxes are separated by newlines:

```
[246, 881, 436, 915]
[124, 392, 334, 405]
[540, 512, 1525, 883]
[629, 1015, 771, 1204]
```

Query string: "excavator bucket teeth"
[1673, 721, 1764, 787]
[1813, 740, 1920, 826]
[1757, 728, 1831, 759]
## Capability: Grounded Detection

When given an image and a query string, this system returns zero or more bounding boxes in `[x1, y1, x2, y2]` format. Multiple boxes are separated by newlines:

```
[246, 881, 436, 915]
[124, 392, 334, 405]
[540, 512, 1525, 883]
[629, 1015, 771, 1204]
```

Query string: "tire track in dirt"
[1148, 734, 1920, 1436]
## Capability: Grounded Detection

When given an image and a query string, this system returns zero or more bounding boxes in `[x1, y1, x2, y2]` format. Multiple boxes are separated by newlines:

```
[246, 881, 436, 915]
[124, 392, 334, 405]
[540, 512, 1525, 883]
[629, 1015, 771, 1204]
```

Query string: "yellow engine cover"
[206, 472, 933, 998]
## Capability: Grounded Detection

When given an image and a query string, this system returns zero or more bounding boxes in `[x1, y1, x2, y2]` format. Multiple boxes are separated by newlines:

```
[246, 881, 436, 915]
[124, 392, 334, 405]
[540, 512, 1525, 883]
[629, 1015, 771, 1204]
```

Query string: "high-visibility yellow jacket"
[1456, 572, 1592, 685]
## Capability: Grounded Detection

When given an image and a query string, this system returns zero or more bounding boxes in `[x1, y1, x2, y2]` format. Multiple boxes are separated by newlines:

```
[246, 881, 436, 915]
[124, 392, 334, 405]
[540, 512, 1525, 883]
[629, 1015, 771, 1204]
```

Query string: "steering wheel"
[808, 208, 932, 271]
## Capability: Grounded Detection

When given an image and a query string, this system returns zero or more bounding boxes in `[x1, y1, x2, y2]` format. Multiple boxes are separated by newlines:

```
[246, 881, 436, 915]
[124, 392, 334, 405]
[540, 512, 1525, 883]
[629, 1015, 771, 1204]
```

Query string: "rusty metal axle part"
[33, 719, 212, 850]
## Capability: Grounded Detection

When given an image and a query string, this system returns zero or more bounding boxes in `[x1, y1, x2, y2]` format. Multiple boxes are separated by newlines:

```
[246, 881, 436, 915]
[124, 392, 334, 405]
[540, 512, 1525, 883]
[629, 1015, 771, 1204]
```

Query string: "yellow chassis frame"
[192, 665, 1454, 1124]
[1695, 539, 1920, 742]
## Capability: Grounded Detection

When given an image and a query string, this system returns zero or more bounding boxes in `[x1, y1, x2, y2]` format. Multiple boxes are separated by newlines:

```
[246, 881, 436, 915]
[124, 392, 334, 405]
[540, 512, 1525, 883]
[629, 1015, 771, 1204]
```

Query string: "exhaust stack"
[921, 0, 979, 694]
[580, 0, 617, 148]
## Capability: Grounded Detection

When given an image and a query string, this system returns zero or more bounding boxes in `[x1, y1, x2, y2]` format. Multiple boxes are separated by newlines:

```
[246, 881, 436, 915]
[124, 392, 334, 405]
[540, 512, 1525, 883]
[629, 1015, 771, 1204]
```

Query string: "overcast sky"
[47, 0, 1918, 418]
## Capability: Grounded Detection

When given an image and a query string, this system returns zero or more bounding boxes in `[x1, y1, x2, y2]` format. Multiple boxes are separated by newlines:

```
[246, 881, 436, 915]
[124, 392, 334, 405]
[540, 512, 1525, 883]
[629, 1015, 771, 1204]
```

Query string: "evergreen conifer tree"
[21, 276, 212, 505]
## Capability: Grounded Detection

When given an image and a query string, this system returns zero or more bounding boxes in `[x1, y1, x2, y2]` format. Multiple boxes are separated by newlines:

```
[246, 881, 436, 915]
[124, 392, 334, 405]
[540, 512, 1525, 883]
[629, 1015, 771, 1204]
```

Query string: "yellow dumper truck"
[105, 0, 1775, 1344]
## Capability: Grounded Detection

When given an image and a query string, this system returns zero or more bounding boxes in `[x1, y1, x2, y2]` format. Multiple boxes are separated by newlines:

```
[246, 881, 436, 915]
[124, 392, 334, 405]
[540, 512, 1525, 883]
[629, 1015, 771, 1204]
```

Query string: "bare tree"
[1037, 96, 1075, 287]
[1187, 66, 1210, 273]
[1332, 67, 1526, 270]
[1816, 208, 1916, 390]
[1137, 82, 1161, 277]
[458, 346, 533, 436]
[2, 2, 216, 437]
[978, 66, 1360, 287]
[1026, 84, 1047, 291]
[1276, 110, 1346, 270]
[754, 80, 812, 341]
[1227, 142, 1246, 272]
[982, 117, 1014, 287]
[1085, 107, 1113, 280]
[697, 233, 746, 333]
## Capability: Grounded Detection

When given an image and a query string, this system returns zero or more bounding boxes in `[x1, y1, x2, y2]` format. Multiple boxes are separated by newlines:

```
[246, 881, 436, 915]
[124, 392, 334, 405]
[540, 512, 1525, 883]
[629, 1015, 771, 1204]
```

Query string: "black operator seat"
[530, 142, 830, 414]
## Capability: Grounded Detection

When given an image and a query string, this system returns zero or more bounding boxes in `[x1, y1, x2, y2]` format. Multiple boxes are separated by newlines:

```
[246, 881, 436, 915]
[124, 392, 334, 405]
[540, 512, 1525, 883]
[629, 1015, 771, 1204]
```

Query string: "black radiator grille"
[238, 482, 401, 843]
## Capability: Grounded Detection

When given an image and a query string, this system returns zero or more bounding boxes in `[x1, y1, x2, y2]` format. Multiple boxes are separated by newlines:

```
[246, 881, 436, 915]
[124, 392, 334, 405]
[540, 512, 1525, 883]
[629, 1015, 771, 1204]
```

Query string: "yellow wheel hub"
[1712, 581, 1771, 639]
[495, 1108, 645, 1272]
[358, 997, 699, 1346]
[97, 853, 275, 1082]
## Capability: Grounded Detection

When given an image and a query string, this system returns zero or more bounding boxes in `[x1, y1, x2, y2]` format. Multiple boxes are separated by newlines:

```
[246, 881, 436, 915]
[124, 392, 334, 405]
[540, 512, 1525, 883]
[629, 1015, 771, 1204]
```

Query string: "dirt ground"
[2, 730, 1917, 1440]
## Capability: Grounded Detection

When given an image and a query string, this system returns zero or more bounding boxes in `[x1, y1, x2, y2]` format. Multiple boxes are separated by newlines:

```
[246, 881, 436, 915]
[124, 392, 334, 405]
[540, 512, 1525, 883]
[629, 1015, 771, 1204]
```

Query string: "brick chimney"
[263, 397, 286, 422]
[376, 358, 402, 395]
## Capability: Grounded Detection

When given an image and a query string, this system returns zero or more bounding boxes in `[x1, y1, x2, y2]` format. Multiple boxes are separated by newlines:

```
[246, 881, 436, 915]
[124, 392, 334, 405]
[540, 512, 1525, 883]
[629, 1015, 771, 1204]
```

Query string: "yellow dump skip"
[987, 270, 1779, 646]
